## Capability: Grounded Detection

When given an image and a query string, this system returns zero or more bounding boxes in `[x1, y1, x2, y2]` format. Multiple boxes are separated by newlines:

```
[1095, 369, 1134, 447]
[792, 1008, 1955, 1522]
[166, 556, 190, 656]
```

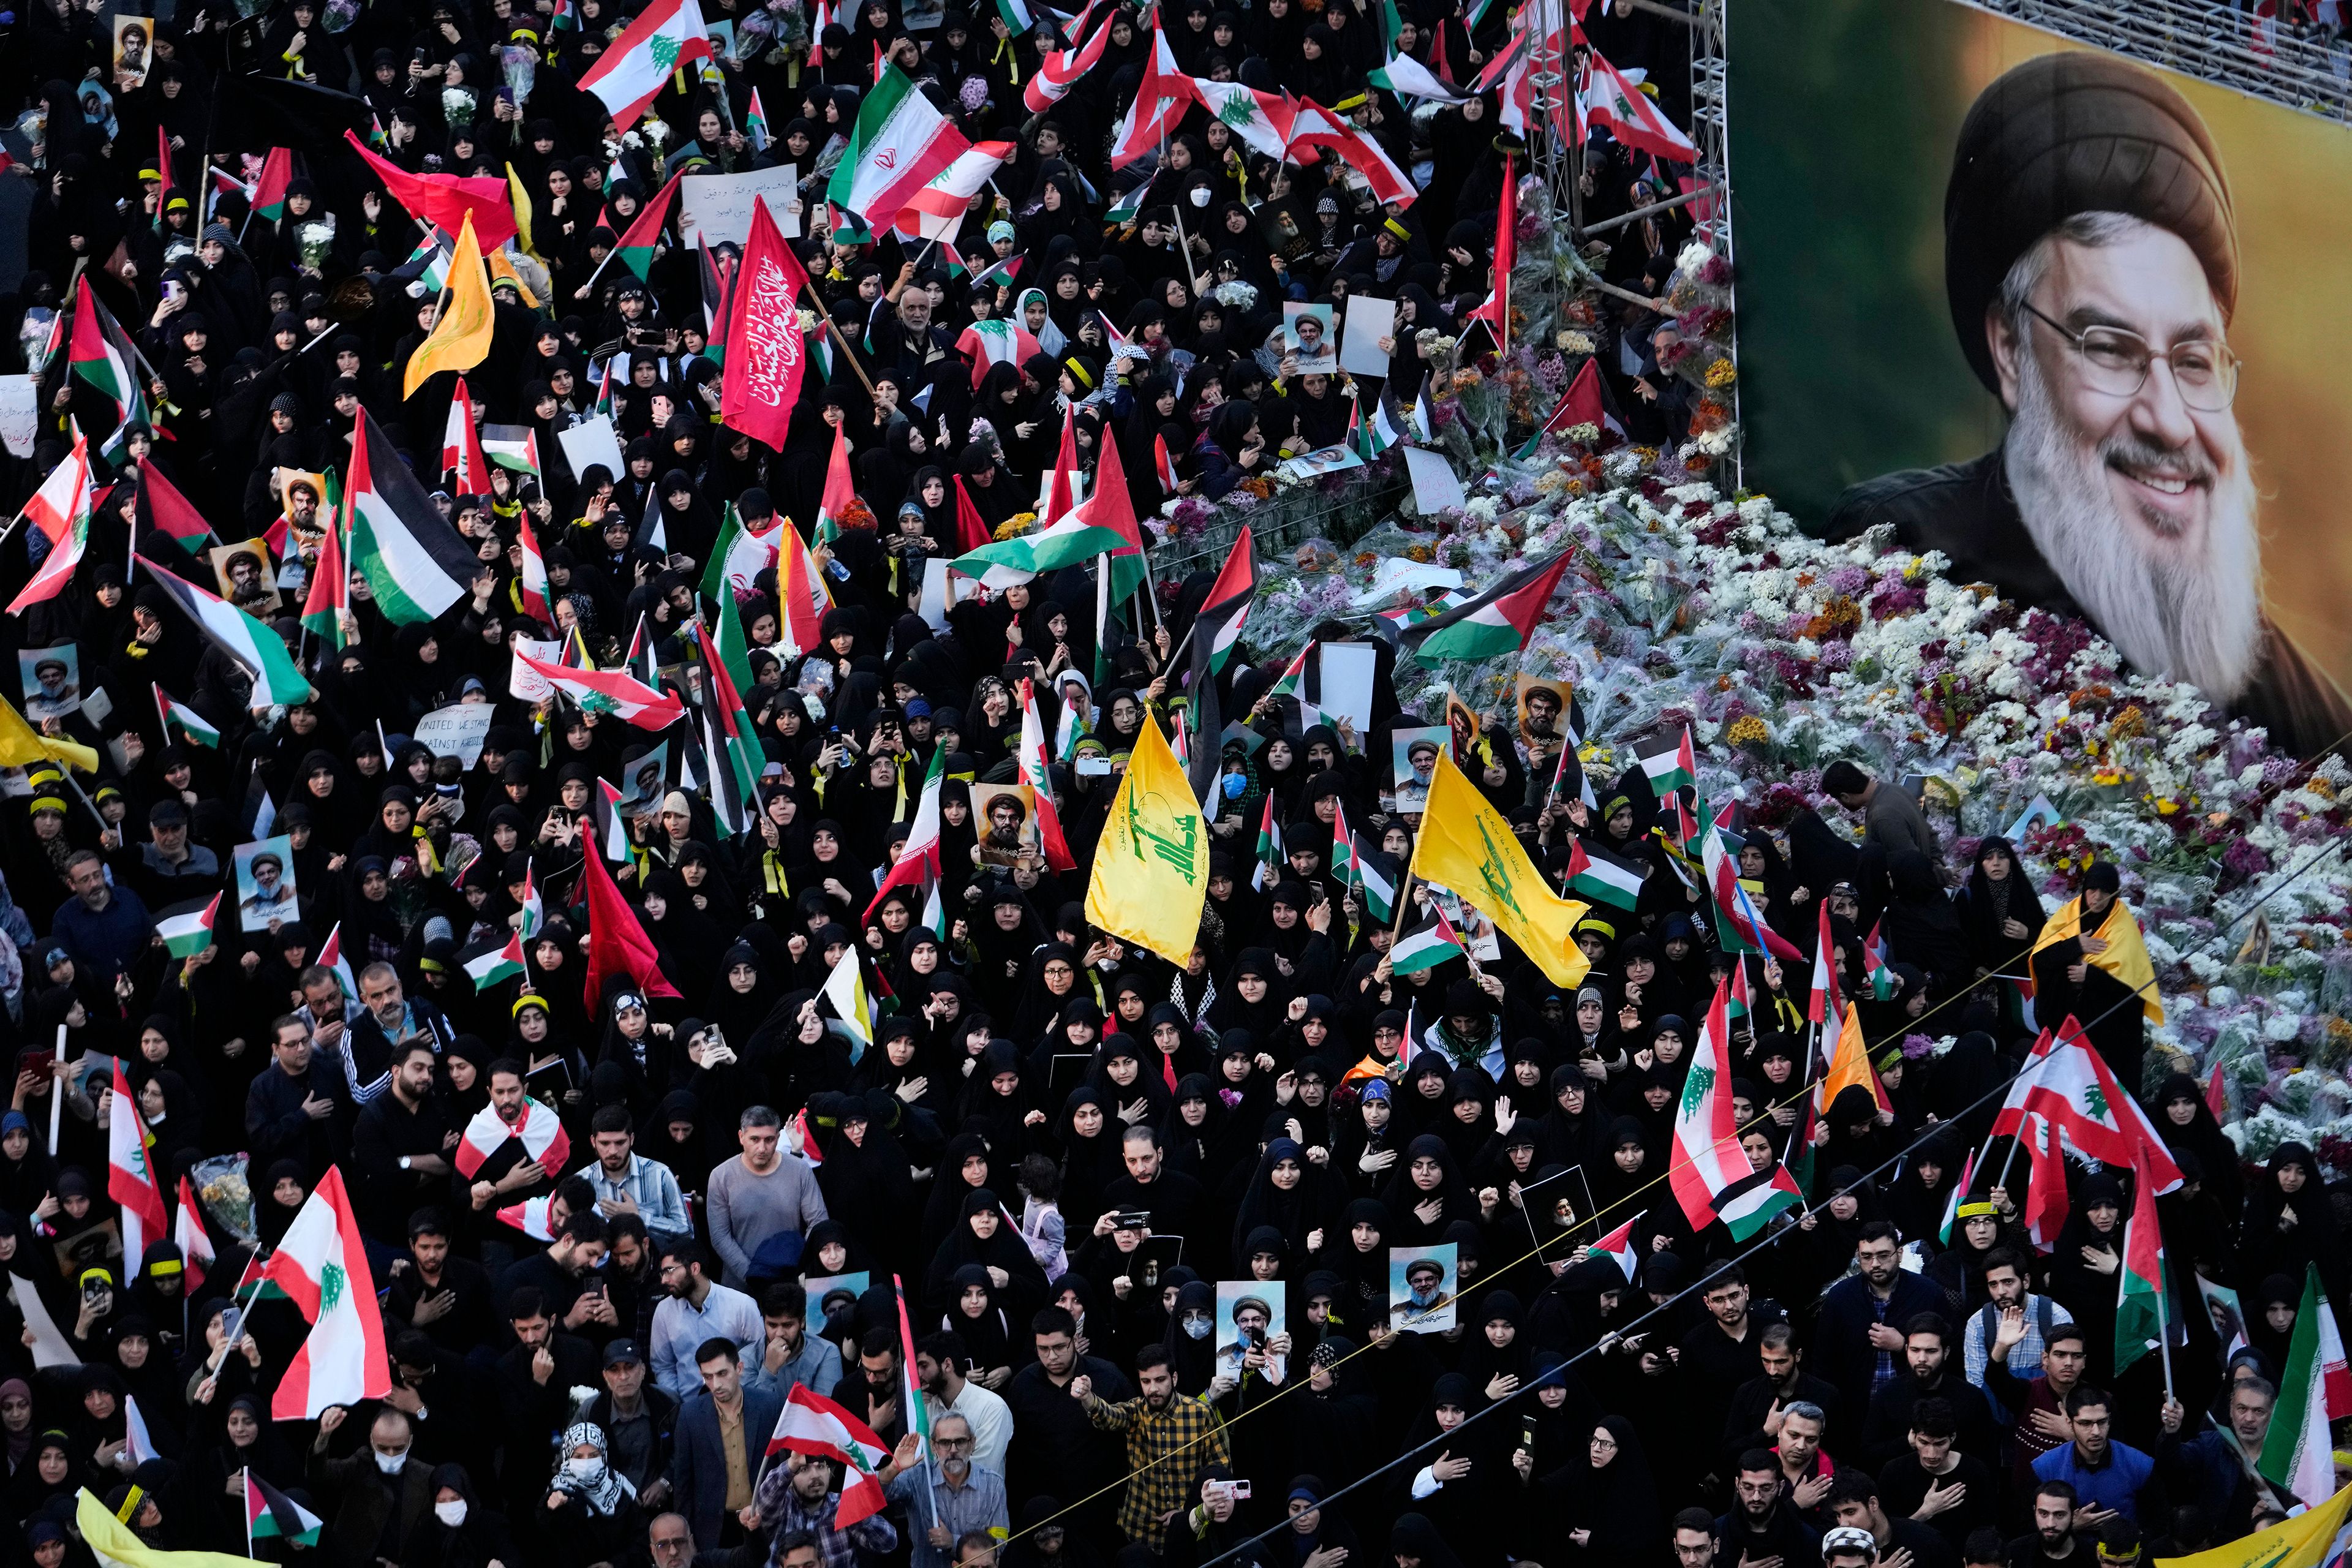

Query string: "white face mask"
[374, 1448, 409, 1474]
[434, 1501, 469, 1526]
[1182, 1316, 1212, 1340]
[566, 1457, 606, 1485]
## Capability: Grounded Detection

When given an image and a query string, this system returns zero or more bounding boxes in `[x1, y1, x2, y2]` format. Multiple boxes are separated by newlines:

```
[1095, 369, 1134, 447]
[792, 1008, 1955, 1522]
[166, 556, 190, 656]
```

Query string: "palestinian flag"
[1080, 413, 1151, 603]
[970, 253, 1024, 292]
[1266, 641, 1314, 704]
[146, 567, 315, 707]
[462, 932, 526, 990]
[1937, 1150, 1981, 1246]
[1398, 548, 1570, 666]
[1253, 796, 1283, 892]
[1329, 800, 1359, 885]
[827, 65, 964, 230]
[155, 892, 222, 959]
[250, 148, 294, 221]
[578, 0, 717, 124]
[1565, 837, 1645, 913]
[68, 276, 147, 455]
[246, 1471, 323, 1548]
[264, 1168, 392, 1419]
[481, 424, 542, 475]
[453, 1095, 571, 1180]
[957, 318, 1044, 390]
[1635, 725, 1698, 796]
[345, 409, 478, 624]
[692, 617, 763, 820]
[1352, 834, 1402, 923]
[951, 509, 1127, 589]
[1537, 357, 1627, 445]
[612, 168, 686, 279]
[518, 863, 545, 941]
[298, 511, 350, 651]
[745, 88, 771, 151]
[867, 748, 946, 919]
[318, 924, 358, 1000]
[134, 462, 213, 557]
[1390, 898, 1464, 974]
[1593, 1210, 1644, 1283]
[1702, 823, 1805, 963]
[511, 649, 685, 729]
[153, 685, 221, 749]
[1193, 526, 1259, 676]
[1862, 919, 1894, 1000]
[6, 432, 91, 614]
[1368, 51, 1468, 103]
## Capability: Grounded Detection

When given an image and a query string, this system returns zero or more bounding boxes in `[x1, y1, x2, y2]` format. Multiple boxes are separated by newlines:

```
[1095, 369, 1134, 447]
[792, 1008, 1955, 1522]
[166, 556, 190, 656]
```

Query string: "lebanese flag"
[1667, 981, 1799, 1238]
[894, 139, 1017, 242]
[579, 832, 683, 1013]
[107, 1060, 170, 1261]
[343, 132, 518, 249]
[1186, 77, 1297, 159]
[578, 0, 717, 124]
[1286, 101, 1417, 208]
[173, 1174, 214, 1294]
[516, 508, 551, 620]
[264, 1168, 392, 1419]
[1017, 678, 1077, 871]
[442, 375, 490, 493]
[1155, 432, 1181, 494]
[721, 197, 810, 452]
[512, 650, 685, 729]
[1464, 154, 1516, 349]
[952, 476, 992, 552]
[2019, 1111, 2070, 1252]
[7, 432, 92, 614]
[956, 318, 1044, 389]
[1572, 29, 1698, 162]
[1989, 1019, 2184, 1192]
[767, 1385, 894, 1523]
[1025, 10, 1113, 111]
[865, 748, 944, 920]
[1110, 28, 1190, 167]
[1806, 897, 1842, 1028]
[498, 1196, 556, 1242]
[452, 1095, 572, 1180]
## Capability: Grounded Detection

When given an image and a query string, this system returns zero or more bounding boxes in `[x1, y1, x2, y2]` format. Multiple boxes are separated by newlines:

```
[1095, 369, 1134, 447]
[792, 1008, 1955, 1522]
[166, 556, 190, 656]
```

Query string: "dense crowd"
[0, 4, 2329, 1568]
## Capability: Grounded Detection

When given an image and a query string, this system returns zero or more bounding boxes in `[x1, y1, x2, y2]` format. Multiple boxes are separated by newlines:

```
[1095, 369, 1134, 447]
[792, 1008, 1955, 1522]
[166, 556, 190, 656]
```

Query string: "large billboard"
[1728, 0, 2352, 756]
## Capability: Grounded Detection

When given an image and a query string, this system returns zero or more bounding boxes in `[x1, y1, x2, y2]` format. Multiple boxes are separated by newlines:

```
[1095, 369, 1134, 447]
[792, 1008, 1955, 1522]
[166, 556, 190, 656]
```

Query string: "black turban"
[1945, 51, 2236, 393]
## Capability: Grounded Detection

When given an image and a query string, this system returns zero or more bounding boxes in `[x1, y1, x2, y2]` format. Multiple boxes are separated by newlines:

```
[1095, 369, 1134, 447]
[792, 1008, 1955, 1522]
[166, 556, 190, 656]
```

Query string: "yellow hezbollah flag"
[505, 162, 537, 260]
[2157, 1479, 2352, 1568]
[1817, 1002, 1891, 1115]
[0, 692, 98, 775]
[2030, 894, 2164, 1025]
[1084, 715, 1208, 964]
[1410, 752, 1590, 988]
[402, 213, 496, 397]
[79, 1488, 258, 1568]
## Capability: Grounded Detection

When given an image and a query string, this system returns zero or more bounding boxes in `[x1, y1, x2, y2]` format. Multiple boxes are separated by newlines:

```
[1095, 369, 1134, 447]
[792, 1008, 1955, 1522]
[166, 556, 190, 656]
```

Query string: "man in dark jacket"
[307, 1406, 435, 1568]
[1861, 1313, 2003, 1471]
[1003, 1307, 1136, 1548]
[1716, 1448, 1823, 1568]
[1815, 1222, 1949, 1425]
[245, 1012, 344, 1180]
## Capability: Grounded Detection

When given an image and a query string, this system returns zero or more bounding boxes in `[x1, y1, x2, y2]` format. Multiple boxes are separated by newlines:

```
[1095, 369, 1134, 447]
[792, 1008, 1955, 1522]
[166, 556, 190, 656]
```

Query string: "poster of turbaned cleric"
[1728, 0, 2352, 756]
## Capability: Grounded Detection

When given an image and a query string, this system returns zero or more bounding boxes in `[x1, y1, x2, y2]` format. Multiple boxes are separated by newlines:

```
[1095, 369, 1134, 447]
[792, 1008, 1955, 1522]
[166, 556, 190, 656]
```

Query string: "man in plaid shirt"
[1074, 1346, 1233, 1550]
[753, 1438, 923, 1568]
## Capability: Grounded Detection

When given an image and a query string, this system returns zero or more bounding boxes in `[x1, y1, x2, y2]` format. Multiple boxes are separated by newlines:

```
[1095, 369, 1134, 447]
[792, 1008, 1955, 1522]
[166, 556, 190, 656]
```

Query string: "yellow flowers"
[992, 511, 1039, 541]
[1725, 714, 1771, 747]
[1704, 358, 1738, 388]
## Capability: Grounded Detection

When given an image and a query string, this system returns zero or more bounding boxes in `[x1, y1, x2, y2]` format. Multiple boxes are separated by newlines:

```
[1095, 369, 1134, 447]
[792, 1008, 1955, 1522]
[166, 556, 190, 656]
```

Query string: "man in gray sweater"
[1822, 760, 1941, 864]
[706, 1106, 831, 1286]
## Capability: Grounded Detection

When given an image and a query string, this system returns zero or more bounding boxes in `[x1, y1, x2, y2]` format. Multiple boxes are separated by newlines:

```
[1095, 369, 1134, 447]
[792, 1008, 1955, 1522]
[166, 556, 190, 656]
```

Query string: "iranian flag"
[264, 1167, 392, 1419]
[1186, 77, 1296, 159]
[1572, 30, 1697, 162]
[298, 511, 350, 652]
[720, 196, 810, 451]
[866, 747, 945, 919]
[107, 1060, 170, 1260]
[6, 432, 91, 614]
[579, 0, 717, 124]
[146, 567, 315, 708]
[512, 649, 685, 730]
[246, 1472, 323, 1548]
[1398, 547, 1569, 666]
[250, 147, 294, 221]
[2261, 1264, 2350, 1508]
[2114, 1142, 2171, 1373]
[347, 408, 479, 624]
[702, 503, 781, 602]
[462, 932, 526, 990]
[951, 510, 1127, 589]
[173, 1173, 214, 1293]
[516, 509, 551, 620]
[1634, 725, 1697, 796]
[69, 275, 146, 453]
[1670, 981, 1802, 1238]
[453, 1094, 572, 1180]
[441, 375, 490, 492]
[957, 318, 1044, 389]
[612, 168, 687, 279]
[1988, 1020, 2184, 1191]
[827, 65, 964, 230]
[155, 892, 222, 959]
[1017, 677, 1077, 870]
[766, 1385, 894, 1525]
[1110, 28, 1189, 167]
[1564, 837, 1644, 913]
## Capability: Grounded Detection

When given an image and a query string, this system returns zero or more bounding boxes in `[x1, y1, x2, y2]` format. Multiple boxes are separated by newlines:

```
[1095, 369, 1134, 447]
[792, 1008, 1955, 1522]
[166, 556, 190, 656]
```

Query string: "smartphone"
[1230, 1481, 1252, 1500]
[219, 1305, 243, 1342]
[15, 1048, 53, 1081]
[1076, 757, 1114, 777]
[1116, 1211, 1151, 1231]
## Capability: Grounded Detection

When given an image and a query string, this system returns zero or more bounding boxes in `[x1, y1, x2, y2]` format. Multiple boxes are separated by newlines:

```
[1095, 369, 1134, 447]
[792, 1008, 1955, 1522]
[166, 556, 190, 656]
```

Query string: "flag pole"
[2154, 1231, 2174, 1406]
[243, 1467, 255, 1557]
[46, 1023, 66, 1155]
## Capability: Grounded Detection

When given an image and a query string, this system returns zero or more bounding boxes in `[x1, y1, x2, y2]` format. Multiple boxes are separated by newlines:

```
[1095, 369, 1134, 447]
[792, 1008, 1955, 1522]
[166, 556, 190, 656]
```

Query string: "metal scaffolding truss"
[1963, 0, 2352, 123]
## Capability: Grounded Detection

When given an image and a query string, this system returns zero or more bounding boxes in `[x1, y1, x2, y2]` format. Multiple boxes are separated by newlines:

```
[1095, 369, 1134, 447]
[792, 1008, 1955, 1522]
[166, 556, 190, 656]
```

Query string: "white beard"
[2003, 349, 2266, 703]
